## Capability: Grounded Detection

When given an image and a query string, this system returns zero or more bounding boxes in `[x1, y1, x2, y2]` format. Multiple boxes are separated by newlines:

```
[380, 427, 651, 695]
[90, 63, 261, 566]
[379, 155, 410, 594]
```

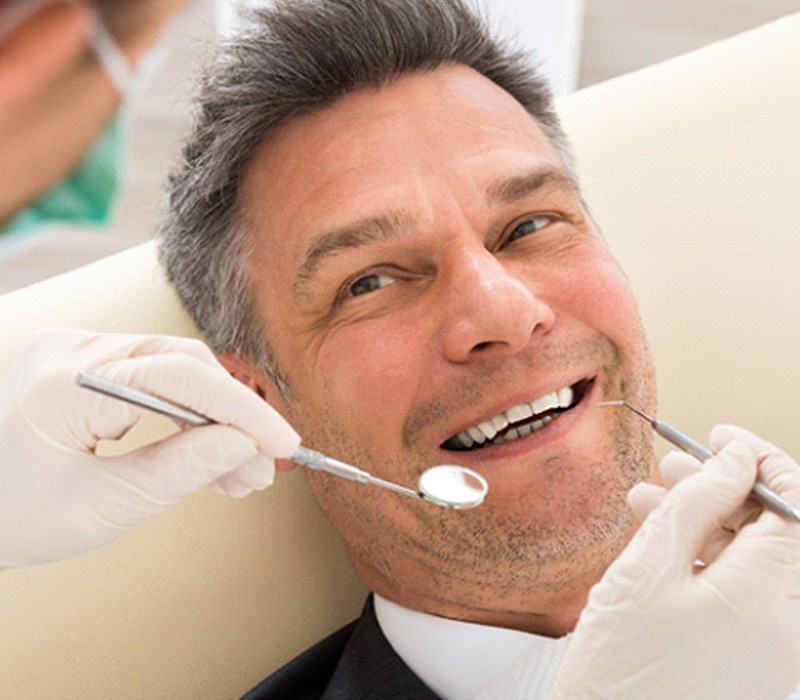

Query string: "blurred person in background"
[0, 0, 191, 238]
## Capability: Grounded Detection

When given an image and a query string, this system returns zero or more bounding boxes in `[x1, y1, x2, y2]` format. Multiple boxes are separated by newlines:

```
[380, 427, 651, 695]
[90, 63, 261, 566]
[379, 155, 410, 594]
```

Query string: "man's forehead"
[242, 64, 550, 180]
[240, 64, 565, 267]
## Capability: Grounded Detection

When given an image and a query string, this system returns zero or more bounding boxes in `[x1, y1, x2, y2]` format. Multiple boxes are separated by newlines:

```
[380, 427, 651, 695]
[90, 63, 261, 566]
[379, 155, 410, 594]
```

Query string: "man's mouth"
[440, 379, 592, 452]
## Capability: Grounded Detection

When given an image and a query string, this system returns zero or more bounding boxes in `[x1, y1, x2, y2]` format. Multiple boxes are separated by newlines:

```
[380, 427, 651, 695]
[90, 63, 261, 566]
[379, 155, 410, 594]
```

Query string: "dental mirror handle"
[654, 419, 800, 523]
[291, 446, 421, 499]
[75, 371, 426, 502]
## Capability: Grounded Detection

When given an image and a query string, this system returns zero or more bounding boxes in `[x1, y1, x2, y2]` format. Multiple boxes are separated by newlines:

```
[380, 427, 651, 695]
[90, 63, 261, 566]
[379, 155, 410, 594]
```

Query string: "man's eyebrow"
[485, 168, 579, 206]
[294, 210, 415, 296]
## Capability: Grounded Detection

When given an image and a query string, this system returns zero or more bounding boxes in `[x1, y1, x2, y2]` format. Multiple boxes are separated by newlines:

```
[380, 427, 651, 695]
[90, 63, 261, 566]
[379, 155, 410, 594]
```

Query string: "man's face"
[237, 64, 656, 633]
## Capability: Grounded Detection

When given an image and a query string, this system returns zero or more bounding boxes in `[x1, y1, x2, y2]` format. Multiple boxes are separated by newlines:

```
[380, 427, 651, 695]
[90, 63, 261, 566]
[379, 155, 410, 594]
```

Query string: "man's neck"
[356, 560, 588, 637]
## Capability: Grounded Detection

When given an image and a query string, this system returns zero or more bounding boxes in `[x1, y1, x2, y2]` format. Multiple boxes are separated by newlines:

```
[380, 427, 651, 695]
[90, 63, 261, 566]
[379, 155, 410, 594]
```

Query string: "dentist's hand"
[546, 428, 800, 700]
[474, 426, 800, 700]
[0, 328, 300, 570]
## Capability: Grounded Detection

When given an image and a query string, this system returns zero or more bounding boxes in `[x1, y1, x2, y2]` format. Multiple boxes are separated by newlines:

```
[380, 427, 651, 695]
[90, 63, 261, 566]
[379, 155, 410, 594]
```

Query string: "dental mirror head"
[417, 465, 488, 509]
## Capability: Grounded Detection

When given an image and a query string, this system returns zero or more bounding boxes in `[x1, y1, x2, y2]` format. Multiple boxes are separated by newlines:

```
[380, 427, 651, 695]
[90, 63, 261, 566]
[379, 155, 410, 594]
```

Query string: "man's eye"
[347, 273, 397, 297]
[508, 215, 557, 243]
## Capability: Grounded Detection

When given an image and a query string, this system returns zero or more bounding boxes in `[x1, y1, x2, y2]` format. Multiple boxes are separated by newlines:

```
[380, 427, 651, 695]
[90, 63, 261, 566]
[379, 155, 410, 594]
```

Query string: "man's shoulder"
[240, 619, 358, 700]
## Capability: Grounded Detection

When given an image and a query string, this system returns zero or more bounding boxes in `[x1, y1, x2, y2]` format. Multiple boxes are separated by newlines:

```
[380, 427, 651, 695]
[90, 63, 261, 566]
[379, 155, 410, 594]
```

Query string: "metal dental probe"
[598, 400, 800, 523]
[75, 371, 488, 509]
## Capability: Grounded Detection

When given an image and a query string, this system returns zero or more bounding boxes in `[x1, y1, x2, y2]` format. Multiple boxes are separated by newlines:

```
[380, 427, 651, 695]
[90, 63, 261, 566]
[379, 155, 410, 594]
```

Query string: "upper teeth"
[451, 386, 574, 449]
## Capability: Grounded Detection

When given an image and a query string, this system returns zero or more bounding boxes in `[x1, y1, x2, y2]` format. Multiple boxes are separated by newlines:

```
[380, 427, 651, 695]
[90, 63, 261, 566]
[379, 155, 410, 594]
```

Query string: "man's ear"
[217, 352, 290, 414]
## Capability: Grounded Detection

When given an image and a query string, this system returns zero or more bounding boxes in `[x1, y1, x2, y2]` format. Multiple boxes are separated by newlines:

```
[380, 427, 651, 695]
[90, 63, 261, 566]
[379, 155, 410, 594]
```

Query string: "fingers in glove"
[659, 450, 702, 488]
[712, 424, 800, 504]
[94, 354, 300, 458]
[710, 424, 780, 456]
[627, 482, 667, 522]
[100, 424, 262, 521]
[209, 455, 276, 498]
[663, 445, 762, 535]
[616, 441, 758, 581]
[15, 330, 231, 451]
[78, 332, 221, 369]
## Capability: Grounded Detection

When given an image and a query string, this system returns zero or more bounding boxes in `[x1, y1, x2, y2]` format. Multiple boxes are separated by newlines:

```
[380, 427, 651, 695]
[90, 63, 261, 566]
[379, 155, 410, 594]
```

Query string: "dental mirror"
[76, 371, 489, 510]
[418, 464, 488, 509]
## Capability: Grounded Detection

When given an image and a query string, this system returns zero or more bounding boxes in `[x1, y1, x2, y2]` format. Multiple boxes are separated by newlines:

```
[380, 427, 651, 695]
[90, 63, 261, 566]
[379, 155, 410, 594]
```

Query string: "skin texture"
[222, 64, 658, 637]
[0, 1, 94, 110]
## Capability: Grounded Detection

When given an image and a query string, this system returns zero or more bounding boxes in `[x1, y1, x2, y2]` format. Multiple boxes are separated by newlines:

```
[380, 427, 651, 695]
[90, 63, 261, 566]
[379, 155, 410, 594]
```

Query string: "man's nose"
[438, 249, 555, 363]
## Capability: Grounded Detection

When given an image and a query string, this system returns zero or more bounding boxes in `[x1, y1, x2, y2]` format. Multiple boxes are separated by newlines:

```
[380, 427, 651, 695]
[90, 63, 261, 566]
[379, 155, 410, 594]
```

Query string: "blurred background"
[1, 0, 797, 293]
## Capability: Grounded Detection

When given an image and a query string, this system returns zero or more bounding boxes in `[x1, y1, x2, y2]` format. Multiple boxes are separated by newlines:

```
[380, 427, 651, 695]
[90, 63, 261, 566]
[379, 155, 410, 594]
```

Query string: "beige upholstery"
[561, 12, 800, 454]
[0, 12, 797, 698]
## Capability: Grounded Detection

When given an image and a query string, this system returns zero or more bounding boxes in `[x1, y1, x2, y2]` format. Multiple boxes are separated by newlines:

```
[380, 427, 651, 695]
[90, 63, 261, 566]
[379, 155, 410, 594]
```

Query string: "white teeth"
[477, 419, 498, 440]
[449, 383, 578, 450]
[531, 391, 558, 415]
[506, 403, 533, 423]
[467, 426, 486, 444]
[491, 414, 510, 432]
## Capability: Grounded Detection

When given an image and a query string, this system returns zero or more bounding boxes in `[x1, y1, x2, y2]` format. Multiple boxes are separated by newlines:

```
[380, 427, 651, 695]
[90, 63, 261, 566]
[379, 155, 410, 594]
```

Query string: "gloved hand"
[627, 425, 767, 566]
[474, 427, 800, 700]
[0, 328, 300, 570]
[547, 428, 800, 700]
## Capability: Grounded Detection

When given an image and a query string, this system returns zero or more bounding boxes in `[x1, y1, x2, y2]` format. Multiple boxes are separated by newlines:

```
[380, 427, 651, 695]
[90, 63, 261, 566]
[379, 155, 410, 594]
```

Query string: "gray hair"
[158, 0, 573, 395]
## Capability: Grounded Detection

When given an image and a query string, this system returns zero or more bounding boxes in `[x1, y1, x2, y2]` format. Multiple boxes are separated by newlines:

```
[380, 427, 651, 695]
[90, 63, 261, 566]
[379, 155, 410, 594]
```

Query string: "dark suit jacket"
[241, 597, 441, 699]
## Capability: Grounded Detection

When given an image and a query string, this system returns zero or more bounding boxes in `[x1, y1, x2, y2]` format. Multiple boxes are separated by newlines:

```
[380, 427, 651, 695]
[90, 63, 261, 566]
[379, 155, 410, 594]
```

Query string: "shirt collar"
[374, 594, 570, 700]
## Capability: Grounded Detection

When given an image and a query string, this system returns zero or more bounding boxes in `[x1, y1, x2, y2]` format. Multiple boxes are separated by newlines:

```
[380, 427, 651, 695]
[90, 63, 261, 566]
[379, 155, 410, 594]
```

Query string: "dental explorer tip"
[596, 400, 657, 426]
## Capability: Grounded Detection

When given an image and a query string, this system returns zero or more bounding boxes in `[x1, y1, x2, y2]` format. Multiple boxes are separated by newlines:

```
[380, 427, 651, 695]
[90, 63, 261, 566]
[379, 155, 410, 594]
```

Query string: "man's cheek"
[320, 330, 419, 425]
[569, 265, 639, 330]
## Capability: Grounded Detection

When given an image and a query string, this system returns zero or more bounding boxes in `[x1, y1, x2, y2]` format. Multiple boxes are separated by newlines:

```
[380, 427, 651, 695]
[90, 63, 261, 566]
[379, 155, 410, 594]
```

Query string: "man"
[154, 0, 800, 698]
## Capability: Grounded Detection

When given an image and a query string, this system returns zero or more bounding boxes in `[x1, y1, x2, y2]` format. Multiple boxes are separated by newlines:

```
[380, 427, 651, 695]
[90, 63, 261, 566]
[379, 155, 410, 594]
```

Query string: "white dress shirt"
[374, 594, 570, 700]
[375, 594, 800, 700]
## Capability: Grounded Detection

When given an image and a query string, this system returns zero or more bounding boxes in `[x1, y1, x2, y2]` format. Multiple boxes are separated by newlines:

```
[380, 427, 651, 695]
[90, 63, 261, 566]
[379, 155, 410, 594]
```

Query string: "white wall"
[477, 0, 584, 95]
[214, 0, 584, 95]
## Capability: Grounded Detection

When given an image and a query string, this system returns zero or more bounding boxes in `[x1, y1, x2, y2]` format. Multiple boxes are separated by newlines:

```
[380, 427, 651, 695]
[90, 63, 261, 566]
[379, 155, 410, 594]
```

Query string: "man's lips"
[440, 378, 593, 451]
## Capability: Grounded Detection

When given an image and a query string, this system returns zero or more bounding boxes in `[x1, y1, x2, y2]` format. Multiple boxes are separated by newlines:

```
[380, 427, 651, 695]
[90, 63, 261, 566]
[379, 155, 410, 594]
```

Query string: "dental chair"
[0, 13, 797, 698]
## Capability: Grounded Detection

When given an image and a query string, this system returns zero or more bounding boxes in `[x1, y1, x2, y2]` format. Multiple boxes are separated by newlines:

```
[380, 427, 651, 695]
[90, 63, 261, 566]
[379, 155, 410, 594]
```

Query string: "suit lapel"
[322, 596, 441, 700]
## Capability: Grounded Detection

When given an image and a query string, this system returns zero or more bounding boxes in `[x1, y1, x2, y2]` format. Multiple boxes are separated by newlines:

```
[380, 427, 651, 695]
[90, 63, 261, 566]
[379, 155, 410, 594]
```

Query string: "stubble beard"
[288, 329, 656, 613]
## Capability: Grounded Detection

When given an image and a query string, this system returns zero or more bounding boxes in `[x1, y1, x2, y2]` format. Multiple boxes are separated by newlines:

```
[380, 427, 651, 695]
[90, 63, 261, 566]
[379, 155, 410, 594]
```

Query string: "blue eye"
[348, 273, 397, 297]
[508, 215, 556, 243]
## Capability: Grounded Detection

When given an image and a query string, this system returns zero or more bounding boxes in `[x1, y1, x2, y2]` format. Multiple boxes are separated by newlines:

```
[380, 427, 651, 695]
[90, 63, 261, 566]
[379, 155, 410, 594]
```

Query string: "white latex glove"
[0, 328, 300, 569]
[475, 429, 800, 700]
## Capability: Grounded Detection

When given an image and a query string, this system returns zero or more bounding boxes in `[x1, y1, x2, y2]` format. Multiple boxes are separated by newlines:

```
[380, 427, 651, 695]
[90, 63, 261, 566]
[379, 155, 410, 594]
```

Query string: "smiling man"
[155, 1, 788, 698]
[233, 62, 656, 639]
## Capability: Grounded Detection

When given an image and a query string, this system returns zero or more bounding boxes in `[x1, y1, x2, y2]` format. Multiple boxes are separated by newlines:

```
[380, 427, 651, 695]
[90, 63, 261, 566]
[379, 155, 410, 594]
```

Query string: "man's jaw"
[440, 378, 594, 452]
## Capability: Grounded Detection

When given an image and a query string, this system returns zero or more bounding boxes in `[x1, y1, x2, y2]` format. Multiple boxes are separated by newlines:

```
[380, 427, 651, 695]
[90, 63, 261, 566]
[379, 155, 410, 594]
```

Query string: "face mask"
[2, 114, 123, 239]
[0, 3, 170, 240]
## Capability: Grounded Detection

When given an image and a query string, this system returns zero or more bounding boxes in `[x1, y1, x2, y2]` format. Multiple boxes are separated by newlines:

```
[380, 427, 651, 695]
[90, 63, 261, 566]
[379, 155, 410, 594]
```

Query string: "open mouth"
[441, 378, 593, 452]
